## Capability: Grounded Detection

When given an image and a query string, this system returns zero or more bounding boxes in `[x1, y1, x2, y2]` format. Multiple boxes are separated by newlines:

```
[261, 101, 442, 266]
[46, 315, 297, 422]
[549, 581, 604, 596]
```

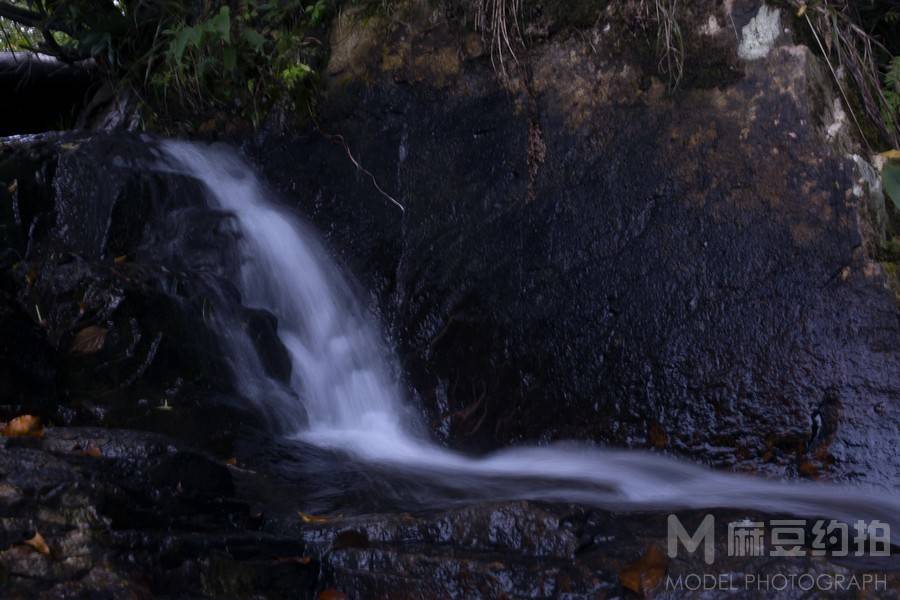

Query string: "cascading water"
[159, 140, 900, 542]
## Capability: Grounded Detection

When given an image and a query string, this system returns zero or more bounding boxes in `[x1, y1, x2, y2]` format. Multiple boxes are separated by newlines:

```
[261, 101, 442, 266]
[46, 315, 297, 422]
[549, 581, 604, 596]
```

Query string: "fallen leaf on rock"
[80, 446, 102, 457]
[24, 532, 50, 555]
[318, 589, 347, 600]
[299, 511, 331, 524]
[2, 415, 44, 438]
[648, 422, 668, 449]
[620, 544, 668, 595]
[274, 555, 312, 565]
[70, 326, 108, 355]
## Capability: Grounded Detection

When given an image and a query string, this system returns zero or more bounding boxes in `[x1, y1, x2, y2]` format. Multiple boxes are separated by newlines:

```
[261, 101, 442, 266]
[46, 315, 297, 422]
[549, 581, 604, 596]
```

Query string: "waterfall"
[159, 140, 900, 542]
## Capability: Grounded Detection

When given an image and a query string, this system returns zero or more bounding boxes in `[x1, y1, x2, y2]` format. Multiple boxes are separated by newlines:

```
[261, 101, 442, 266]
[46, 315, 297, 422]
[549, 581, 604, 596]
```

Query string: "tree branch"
[0, 2, 44, 29]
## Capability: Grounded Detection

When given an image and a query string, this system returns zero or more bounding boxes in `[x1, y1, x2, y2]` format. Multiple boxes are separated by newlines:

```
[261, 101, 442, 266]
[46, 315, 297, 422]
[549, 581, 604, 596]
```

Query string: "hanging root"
[473, 0, 524, 78]
[653, 0, 684, 91]
[635, 0, 684, 91]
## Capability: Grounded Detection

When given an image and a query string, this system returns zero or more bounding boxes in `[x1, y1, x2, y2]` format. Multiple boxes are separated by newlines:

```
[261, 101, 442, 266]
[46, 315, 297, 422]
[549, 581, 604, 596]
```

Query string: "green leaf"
[223, 46, 237, 70]
[884, 161, 900, 212]
[886, 57, 900, 90]
[210, 6, 231, 43]
[171, 26, 200, 65]
[242, 28, 266, 52]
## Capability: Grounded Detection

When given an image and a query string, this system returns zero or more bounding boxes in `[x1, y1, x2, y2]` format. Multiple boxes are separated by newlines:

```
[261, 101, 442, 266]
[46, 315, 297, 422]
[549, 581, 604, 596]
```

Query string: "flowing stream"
[159, 140, 900, 542]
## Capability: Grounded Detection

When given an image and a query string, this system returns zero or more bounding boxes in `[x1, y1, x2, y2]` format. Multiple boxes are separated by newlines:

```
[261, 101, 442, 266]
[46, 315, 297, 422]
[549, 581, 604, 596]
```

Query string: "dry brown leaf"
[2, 415, 44, 439]
[620, 544, 668, 595]
[24, 532, 50, 555]
[70, 326, 108, 355]
[318, 590, 347, 600]
[299, 511, 331, 524]
[648, 422, 668, 449]
[114, 255, 127, 264]
[225, 457, 237, 466]
[80, 446, 102, 457]
[881, 149, 900, 161]
[274, 555, 312, 565]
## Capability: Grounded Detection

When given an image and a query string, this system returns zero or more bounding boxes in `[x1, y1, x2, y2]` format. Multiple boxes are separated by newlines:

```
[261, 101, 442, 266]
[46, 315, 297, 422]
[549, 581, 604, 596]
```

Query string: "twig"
[311, 113, 405, 213]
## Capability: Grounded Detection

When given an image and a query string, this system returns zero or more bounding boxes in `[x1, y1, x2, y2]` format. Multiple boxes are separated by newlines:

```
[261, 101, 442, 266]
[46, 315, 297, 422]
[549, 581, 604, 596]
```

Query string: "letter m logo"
[668, 514, 715, 565]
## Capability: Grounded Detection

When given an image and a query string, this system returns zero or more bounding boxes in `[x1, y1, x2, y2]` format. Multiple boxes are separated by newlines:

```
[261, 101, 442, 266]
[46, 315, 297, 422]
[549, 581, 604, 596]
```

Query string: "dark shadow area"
[0, 53, 97, 135]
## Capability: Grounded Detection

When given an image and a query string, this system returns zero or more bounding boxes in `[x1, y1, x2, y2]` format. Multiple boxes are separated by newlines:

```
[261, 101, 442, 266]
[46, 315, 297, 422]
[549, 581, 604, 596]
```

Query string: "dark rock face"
[0, 428, 317, 599]
[289, 503, 900, 599]
[252, 1, 900, 486]
[0, 134, 283, 449]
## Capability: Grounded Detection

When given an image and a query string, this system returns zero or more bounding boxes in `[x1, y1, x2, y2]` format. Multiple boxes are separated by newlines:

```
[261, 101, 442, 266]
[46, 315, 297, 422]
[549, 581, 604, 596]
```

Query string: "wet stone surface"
[0, 1, 899, 597]
[1, 427, 896, 598]
[0, 134, 285, 450]
[252, 0, 900, 487]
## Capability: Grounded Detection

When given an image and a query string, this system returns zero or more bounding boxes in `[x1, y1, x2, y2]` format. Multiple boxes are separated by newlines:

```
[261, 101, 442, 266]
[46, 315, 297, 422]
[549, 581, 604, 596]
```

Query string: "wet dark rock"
[244, 308, 293, 384]
[0, 134, 292, 450]
[258, 500, 899, 599]
[0, 427, 318, 599]
[252, 0, 900, 486]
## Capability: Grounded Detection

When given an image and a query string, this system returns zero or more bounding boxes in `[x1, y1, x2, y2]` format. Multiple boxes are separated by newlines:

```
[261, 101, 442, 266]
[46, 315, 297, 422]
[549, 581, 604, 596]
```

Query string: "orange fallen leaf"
[2, 415, 44, 439]
[70, 326, 108, 355]
[318, 590, 347, 600]
[620, 545, 668, 595]
[299, 511, 331, 524]
[24, 532, 50, 555]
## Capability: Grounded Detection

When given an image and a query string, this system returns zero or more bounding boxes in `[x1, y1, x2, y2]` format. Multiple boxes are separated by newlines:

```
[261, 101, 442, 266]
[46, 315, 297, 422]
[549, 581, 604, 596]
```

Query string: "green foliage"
[150, 1, 333, 126]
[0, 0, 335, 128]
[885, 56, 900, 129]
[884, 160, 900, 212]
